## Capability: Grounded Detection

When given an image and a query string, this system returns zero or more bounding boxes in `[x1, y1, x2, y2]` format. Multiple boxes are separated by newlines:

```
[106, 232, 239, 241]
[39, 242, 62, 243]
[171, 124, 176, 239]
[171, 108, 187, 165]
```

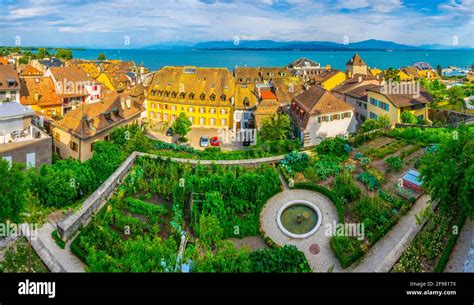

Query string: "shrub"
[330, 236, 364, 268]
[250, 245, 311, 272]
[52, 230, 65, 249]
[316, 137, 348, 157]
[357, 171, 380, 190]
[385, 156, 403, 173]
[333, 172, 361, 203]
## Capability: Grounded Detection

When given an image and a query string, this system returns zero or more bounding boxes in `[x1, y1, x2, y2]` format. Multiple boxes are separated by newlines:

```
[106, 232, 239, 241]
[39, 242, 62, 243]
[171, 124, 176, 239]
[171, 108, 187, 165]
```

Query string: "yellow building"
[366, 87, 432, 126]
[96, 71, 131, 92]
[146, 66, 235, 129]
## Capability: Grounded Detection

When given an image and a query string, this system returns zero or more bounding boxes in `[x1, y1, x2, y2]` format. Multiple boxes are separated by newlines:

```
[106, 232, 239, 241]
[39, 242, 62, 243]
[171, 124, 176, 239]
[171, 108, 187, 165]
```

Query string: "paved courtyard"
[260, 188, 341, 272]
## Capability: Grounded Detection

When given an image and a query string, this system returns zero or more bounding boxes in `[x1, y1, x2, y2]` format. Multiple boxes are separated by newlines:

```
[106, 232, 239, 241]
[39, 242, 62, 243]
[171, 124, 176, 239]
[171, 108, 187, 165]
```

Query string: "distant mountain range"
[144, 39, 473, 51]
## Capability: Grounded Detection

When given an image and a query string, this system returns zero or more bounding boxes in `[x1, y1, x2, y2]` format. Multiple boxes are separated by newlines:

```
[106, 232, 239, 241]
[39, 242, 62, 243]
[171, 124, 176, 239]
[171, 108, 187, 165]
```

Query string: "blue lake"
[73, 49, 474, 71]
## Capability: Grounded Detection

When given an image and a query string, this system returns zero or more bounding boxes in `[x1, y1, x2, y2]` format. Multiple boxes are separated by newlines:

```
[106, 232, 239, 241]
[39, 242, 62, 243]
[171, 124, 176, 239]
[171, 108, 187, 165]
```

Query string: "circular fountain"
[276, 200, 322, 239]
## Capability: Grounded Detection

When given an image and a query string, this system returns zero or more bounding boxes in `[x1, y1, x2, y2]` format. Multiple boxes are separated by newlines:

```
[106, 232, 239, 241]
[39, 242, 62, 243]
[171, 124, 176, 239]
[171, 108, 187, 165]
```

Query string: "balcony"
[0, 124, 47, 145]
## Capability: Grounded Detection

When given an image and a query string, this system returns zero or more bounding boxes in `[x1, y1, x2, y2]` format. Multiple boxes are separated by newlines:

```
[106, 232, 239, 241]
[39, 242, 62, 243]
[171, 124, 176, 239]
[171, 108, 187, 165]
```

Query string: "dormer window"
[104, 111, 114, 124]
[220, 94, 226, 101]
[243, 97, 249, 107]
[210, 93, 216, 101]
[168, 81, 172, 86]
[151, 90, 156, 96]
[189, 93, 195, 100]
[164, 91, 169, 98]
[180, 92, 186, 99]
[200, 93, 206, 100]
[171, 91, 177, 98]
[157, 90, 163, 97]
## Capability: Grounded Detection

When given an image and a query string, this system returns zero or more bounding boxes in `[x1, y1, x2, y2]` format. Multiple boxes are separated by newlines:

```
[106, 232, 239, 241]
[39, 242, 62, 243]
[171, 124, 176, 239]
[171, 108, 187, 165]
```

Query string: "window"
[200, 117, 205, 125]
[221, 108, 226, 115]
[200, 107, 205, 113]
[164, 113, 169, 121]
[2, 156, 12, 168]
[70, 141, 78, 152]
[157, 113, 161, 120]
[189, 107, 194, 112]
[26, 153, 35, 169]
[171, 115, 176, 121]
[91, 141, 95, 152]
[221, 118, 227, 126]
[210, 108, 216, 114]
[370, 97, 377, 106]
[210, 118, 216, 126]
[189, 117, 194, 124]
[150, 111, 155, 119]
[171, 105, 176, 111]
[370, 112, 378, 119]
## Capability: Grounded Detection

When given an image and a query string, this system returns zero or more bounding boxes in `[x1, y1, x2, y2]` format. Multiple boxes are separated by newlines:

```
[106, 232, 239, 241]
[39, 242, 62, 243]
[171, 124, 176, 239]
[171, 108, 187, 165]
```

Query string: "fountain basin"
[276, 200, 322, 239]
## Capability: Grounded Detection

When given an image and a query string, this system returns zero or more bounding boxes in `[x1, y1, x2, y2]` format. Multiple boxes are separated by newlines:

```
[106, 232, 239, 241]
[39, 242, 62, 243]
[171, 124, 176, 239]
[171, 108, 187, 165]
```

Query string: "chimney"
[120, 97, 126, 109]
[358, 76, 362, 83]
[125, 98, 131, 109]
[34, 93, 40, 101]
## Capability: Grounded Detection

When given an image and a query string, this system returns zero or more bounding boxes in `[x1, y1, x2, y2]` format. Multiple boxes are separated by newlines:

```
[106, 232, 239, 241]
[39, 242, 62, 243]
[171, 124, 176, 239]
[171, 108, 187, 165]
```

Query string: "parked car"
[210, 136, 221, 147]
[200, 136, 209, 147]
[166, 127, 174, 136]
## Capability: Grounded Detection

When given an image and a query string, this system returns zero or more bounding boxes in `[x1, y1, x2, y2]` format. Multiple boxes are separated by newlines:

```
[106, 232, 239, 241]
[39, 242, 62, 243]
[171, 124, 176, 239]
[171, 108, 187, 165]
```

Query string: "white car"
[199, 136, 209, 147]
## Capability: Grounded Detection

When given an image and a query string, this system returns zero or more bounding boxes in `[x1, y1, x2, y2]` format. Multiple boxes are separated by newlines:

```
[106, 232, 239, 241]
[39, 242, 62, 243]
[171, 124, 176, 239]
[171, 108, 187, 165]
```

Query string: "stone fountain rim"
[276, 199, 322, 239]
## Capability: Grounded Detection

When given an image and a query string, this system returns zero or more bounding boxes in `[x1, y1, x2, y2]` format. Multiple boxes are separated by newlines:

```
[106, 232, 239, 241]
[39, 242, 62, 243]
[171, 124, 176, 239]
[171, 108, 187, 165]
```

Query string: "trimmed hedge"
[292, 182, 344, 223]
[330, 236, 364, 268]
[434, 211, 467, 273]
[70, 231, 88, 266]
[51, 230, 65, 249]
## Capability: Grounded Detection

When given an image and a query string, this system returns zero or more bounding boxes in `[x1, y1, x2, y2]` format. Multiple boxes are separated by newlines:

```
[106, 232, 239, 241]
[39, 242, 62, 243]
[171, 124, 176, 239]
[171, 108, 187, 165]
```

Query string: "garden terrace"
[278, 136, 424, 269]
[69, 155, 311, 272]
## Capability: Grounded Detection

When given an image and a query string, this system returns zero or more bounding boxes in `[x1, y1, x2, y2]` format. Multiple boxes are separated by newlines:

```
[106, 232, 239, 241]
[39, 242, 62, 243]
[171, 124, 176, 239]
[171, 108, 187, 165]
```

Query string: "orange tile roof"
[53, 91, 144, 139]
[292, 85, 354, 129]
[20, 77, 62, 107]
[260, 90, 278, 100]
[20, 65, 43, 77]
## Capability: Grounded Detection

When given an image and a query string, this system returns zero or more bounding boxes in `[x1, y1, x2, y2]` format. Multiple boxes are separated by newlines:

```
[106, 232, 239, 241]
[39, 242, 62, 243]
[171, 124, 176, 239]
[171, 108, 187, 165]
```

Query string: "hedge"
[70, 231, 88, 266]
[330, 236, 364, 268]
[292, 182, 344, 223]
[433, 211, 467, 273]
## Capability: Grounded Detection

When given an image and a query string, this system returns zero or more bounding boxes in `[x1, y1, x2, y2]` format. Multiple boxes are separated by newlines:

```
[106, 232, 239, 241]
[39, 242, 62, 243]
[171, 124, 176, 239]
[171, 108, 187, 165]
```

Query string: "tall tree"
[172, 112, 192, 142]
[97, 53, 106, 60]
[0, 160, 28, 223]
[419, 125, 474, 217]
[259, 112, 292, 141]
[384, 68, 401, 82]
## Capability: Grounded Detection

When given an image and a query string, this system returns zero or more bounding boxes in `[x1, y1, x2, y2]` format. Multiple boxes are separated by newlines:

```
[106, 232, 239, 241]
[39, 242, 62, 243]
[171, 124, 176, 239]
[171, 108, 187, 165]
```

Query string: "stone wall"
[57, 152, 139, 240]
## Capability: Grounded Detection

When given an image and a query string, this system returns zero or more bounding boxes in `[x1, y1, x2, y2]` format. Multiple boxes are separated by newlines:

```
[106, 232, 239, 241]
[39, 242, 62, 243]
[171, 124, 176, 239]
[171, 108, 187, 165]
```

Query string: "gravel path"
[444, 218, 474, 272]
[346, 195, 432, 272]
[260, 189, 341, 272]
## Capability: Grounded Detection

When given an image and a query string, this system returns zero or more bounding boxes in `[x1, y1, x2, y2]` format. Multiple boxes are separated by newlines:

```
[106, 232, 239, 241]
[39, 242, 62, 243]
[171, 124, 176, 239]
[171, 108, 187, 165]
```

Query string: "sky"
[0, 0, 473, 48]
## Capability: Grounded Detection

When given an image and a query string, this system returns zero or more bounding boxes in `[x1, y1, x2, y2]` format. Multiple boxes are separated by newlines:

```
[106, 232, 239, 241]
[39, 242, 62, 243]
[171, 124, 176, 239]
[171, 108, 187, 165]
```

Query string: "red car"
[210, 136, 221, 146]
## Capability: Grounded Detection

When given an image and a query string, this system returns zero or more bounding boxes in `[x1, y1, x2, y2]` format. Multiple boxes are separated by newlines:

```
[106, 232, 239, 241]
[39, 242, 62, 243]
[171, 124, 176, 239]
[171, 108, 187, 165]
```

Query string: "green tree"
[18, 56, 29, 65]
[384, 68, 401, 82]
[55, 49, 73, 60]
[97, 53, 106, 61]
[172, 112, 192, 142]
[36, 48, 49, 59]
[447, 86, 464, 106]
[401, 112, 418, 124]
[359, 115, 391, 132]
[419, 125, 474, 217]
[88, 141, 124, 184]
[259, 112, 292, 141]
[385, 156, 403, 173]
[198, 214, 222, 250]
[0, 160, 28, 223]
[436, 65, 442, 77]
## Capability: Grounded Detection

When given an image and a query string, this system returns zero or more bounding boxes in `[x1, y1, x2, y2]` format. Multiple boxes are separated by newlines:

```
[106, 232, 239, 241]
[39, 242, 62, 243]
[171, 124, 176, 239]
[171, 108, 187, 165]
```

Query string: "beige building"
[346, 53, 369, 78]
[52, 92, 143, 161]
